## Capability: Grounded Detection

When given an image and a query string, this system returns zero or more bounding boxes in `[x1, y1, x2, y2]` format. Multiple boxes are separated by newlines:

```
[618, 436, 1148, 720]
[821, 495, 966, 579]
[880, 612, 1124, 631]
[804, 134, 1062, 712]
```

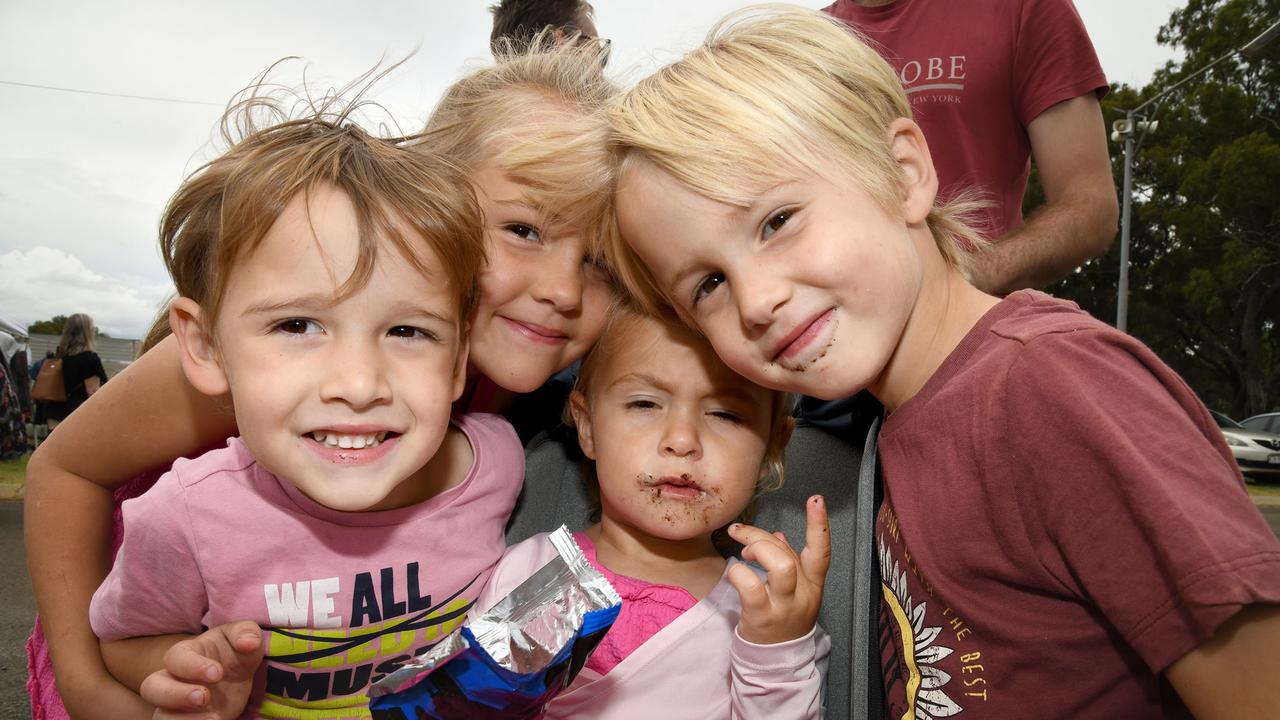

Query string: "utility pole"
[1111, 19, 1278, 333]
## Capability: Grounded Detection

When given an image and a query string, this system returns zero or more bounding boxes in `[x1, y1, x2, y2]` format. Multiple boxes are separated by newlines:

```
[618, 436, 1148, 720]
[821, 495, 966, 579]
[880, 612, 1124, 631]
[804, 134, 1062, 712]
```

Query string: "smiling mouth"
[501, 317, 570, 345]
[308, 431, 393, 449]
[772, 308, 835, 362]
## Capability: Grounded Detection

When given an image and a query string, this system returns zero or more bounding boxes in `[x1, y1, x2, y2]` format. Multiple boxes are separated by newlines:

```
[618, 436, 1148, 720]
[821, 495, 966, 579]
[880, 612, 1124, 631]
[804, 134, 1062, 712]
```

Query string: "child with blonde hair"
[606, 6, 1280, 717]
[475, 300, 829, 718]
[26, 43, 617, 719]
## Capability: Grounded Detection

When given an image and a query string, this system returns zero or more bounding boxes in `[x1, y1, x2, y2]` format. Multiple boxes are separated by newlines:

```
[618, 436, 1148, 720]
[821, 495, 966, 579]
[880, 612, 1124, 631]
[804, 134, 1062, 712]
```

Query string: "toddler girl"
[475, 301, 830, 718]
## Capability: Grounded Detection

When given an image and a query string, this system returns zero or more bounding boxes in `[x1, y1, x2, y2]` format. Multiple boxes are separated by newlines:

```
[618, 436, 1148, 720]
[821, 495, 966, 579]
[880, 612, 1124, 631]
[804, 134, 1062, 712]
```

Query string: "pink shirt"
[572, 532, 697, 675]
[90, 413, 524, 719]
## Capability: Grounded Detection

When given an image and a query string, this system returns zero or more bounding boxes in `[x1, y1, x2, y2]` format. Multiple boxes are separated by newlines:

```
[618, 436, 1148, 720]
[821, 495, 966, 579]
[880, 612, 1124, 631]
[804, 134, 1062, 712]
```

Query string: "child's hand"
[139, 621, 265, 719]
[727, 495, 830, 645]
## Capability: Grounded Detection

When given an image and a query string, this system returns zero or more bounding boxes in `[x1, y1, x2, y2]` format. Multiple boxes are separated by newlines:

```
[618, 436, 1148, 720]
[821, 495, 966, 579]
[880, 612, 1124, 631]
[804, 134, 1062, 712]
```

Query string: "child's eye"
[709, 410, 744, 424]
[504, 223, 543, 243]
[626, 399, 659, 411]
[387, 326, 440, 342]
[762, 209, 794, 240]
[692, 273, 725, 305]
[275, 319, 321, 335]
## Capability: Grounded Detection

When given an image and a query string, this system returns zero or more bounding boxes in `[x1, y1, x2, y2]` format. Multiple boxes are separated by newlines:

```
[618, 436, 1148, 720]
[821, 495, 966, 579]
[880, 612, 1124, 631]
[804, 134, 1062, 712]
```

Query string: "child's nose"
[320, 344, 390, 408]
[735, 262, 790, 329]
[531, 245, 584, 311]
[660, 412, 702, 459]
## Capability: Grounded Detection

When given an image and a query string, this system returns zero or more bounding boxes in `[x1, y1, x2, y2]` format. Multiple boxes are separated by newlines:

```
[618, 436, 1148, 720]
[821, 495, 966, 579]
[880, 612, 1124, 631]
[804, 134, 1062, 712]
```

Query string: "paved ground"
[1259, 504, 1280, 537]
[0, 501, 34, 719]
[1, 497, 1278, 717]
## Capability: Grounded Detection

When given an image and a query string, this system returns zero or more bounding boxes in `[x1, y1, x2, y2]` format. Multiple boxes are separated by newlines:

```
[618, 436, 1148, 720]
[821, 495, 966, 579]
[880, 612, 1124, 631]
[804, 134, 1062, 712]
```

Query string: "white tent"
[0, 314, 28, 366]
[0, 314, 25, 341]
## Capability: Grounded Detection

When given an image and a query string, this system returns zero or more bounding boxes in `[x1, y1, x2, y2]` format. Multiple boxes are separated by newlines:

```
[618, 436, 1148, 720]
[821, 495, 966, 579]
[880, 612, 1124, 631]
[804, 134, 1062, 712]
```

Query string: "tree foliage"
[1048, 0, 1279, 419]
[27, 316, 68, 336]
[26, 315, 109, 339]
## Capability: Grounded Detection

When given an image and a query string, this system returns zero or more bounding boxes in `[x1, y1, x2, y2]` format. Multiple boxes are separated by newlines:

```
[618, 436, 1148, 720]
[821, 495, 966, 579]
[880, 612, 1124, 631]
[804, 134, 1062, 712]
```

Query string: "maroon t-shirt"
[876, 291, 1280, 717]
[823, 0, 1108, 240]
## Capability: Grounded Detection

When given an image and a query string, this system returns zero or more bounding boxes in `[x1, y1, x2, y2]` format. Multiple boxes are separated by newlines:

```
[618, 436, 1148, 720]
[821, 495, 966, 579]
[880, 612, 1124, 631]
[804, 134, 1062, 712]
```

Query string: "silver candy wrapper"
[370, 525, 622, 698]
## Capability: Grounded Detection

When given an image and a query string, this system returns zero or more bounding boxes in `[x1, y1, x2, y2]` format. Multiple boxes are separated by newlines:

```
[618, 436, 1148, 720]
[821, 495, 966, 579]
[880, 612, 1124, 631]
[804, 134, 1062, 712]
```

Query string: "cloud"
[0, 246, 172, 339]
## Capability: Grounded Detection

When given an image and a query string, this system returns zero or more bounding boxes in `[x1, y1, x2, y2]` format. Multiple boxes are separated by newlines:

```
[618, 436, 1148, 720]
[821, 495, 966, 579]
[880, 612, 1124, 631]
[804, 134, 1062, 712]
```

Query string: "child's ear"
[888, 117, 939, 226]
[168, 298, 230, 397]
[568, 390, 596, 460]
[450, 327, 471, 403]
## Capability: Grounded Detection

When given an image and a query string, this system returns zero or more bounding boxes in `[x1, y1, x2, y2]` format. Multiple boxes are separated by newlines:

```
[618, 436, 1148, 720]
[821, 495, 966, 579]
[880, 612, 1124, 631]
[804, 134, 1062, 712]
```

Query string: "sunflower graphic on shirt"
[879, 536, 962, 719]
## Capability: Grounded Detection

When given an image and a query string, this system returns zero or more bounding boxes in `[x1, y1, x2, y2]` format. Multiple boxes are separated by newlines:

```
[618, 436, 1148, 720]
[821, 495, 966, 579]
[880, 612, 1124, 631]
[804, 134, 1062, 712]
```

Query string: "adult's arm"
[968, 93, 1119, 296]
[1165, 604, 1280, 717]
[24, 335, 236, 719]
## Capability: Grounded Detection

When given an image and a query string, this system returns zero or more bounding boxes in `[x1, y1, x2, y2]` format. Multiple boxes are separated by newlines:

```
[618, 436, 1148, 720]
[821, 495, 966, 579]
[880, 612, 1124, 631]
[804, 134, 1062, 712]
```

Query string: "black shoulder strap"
[850, 416, 883, 719]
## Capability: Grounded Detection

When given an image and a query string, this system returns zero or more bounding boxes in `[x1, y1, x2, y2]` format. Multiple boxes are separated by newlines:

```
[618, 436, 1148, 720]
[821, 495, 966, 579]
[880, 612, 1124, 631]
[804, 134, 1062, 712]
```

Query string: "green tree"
[27, 315, 68, 335]
[1048, 0, 1279, 419]
[26, 315, 110, 339]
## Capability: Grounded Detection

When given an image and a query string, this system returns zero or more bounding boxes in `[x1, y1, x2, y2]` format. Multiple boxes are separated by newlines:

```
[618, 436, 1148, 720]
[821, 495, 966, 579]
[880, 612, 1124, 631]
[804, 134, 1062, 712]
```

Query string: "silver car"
[1211, 411, 1280, 479]
[1241, 412, 1280, 435]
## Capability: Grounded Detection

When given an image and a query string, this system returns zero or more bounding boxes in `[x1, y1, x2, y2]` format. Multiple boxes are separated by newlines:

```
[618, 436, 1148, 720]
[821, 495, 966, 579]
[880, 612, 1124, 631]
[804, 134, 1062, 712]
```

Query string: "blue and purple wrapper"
[368, 527, 621, 719]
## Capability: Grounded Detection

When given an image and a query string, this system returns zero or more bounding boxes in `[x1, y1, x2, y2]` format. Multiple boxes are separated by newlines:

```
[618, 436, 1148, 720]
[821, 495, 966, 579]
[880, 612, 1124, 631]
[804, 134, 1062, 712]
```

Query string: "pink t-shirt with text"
[90, 413, 524, 719]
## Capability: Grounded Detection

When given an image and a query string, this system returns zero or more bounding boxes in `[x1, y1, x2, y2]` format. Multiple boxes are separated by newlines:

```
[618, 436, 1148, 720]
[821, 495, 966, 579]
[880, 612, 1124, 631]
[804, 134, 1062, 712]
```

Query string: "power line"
[0, 79, 223, 107]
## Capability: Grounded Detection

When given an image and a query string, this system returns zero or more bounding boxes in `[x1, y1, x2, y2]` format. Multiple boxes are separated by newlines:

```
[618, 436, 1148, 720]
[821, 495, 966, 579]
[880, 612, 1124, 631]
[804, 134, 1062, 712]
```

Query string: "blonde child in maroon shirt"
[606, 6, 1280, 717]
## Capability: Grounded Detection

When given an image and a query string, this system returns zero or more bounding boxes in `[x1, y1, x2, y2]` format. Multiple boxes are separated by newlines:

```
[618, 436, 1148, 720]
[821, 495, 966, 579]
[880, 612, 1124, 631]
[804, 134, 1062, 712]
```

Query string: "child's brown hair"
[162, 86, 484, 336]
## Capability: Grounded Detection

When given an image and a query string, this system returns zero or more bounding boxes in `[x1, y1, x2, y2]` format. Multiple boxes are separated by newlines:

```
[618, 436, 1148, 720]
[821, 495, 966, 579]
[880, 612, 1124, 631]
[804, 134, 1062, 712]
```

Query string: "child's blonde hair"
[420, 38, 617, 258]
[606, 4, 987, 314]
[570, 297, 794, 493]
[162, 92, 484, 336]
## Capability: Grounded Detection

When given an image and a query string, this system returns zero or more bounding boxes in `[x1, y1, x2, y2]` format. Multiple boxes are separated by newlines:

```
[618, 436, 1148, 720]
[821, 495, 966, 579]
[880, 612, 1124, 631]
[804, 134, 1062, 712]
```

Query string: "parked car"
[1241, 412, 1280, 436]
[1210, 411, 1280, 479]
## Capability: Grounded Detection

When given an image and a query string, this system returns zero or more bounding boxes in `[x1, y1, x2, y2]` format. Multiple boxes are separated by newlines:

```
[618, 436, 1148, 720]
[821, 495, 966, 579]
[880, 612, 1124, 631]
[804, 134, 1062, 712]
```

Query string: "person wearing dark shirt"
[44, 314, 107, 426]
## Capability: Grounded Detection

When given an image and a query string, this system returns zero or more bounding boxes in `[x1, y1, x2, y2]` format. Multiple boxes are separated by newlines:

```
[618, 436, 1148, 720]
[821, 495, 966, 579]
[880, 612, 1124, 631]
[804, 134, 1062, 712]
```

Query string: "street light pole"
[1116, 109, 1135, 333]
[1111, 19, 1278, 333]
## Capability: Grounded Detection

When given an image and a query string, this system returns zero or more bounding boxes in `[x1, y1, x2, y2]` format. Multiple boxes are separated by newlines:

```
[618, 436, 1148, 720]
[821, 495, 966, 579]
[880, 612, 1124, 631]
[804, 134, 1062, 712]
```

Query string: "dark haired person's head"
[489, 0, 606, 63]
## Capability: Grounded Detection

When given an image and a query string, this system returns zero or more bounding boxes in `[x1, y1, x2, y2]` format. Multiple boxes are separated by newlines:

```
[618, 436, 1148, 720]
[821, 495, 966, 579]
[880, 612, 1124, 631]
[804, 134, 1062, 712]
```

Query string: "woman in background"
[43, 314, 107, 429]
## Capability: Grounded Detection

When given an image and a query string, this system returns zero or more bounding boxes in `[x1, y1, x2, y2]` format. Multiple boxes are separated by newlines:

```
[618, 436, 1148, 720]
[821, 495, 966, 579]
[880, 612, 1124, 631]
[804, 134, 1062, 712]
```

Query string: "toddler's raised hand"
[726, 495, 830, 645]
[140, 620, 265, 719]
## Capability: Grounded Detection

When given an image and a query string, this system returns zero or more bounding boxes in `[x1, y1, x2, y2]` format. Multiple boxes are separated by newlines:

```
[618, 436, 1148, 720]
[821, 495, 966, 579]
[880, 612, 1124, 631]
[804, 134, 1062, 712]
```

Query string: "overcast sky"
[1, 0, 1185, 339]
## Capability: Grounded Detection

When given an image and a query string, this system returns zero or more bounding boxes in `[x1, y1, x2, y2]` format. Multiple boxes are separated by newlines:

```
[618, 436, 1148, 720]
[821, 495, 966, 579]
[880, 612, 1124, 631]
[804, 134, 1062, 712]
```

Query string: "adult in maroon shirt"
[824, 0, 1119, 296]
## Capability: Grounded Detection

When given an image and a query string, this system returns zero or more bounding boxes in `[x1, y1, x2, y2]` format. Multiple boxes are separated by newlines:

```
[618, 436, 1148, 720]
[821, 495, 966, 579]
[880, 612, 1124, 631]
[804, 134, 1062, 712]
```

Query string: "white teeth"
[310, 431, 386, 448]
